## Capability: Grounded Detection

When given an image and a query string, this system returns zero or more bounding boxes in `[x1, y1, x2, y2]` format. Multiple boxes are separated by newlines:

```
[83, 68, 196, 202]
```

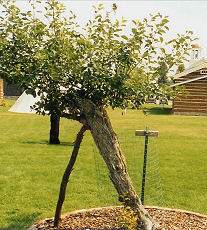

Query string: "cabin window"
[200, 70, 207, 74]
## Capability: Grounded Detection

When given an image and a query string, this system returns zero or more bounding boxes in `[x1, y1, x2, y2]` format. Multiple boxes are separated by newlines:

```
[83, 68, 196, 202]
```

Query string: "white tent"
[9, 92, 40, 114]
[9, 86, 69, 114]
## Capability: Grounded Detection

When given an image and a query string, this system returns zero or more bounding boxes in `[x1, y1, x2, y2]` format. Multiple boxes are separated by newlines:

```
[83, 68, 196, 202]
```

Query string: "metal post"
[141, 126, 149, 205]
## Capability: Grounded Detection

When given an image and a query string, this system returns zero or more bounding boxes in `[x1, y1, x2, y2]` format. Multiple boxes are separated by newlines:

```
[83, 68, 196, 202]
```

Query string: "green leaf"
[160, 47, 165, 53]
[121, 35, 128, 40]
[131, 28, 137, 34]
[122, 16, 127, 23]
[142, 52, 148, 58]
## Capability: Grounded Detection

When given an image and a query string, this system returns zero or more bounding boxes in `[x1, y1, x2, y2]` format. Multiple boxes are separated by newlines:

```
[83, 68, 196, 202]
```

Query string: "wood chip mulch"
[34, 206, 207, 230]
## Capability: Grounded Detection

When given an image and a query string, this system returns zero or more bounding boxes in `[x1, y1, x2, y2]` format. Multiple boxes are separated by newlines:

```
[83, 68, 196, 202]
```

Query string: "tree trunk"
[77, 99, 161, 230]
[50, 113, 60, 144]
[54, 125, 88, 227]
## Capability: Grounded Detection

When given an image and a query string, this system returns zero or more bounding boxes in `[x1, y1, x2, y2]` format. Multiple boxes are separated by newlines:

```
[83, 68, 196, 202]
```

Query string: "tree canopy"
[0, 0, 195, 116]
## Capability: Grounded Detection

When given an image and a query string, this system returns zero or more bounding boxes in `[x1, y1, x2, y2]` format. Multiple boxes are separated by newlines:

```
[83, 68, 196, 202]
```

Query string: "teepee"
[9, 91, 60, 144]
[9, 91, 40, 114]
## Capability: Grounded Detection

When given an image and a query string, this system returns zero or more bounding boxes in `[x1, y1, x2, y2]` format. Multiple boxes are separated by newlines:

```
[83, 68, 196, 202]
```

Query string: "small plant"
[0, 99, 11, 107]
[120, 195, 139, 230]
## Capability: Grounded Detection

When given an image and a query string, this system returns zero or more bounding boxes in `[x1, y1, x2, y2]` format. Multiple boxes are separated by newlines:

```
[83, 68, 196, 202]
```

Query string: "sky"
[12, 1, 207, 59]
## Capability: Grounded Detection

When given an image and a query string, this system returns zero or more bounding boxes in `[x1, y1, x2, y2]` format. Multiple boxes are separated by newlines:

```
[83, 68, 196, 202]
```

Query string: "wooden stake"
[135, 130, 159, 137]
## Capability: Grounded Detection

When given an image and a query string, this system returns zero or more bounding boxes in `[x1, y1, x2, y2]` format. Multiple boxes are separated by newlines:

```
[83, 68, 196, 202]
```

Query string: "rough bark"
[50, 113, 60, 144]
[77, 98, 162, 230]
[54, 125, 88, 227]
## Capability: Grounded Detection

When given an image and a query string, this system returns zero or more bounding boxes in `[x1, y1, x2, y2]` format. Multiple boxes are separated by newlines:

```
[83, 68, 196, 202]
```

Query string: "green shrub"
[0, 99, 11, 107]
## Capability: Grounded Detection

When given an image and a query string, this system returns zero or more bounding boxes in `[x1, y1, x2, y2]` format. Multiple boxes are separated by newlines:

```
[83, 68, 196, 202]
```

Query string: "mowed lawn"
[0, 101, 207, 229]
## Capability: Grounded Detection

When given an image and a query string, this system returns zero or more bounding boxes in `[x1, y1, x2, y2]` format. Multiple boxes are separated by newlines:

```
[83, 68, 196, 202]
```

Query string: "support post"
[54, 125, 88, 227]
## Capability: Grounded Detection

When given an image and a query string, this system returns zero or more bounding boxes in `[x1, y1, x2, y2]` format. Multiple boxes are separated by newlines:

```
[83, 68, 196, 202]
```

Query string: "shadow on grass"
[142, 107, 172, 115]
[50, 141, 74, 146]
[21, 140, 74, 146]
[0, 212, 40, 230]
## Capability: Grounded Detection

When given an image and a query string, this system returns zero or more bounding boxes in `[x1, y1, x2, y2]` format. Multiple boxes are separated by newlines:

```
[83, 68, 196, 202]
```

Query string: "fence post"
[135, 127, 159, 205]
[141, 126, 149, 205]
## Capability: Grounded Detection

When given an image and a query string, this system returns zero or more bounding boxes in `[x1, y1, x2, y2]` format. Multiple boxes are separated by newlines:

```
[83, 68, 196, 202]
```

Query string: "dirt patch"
[32, 206, 207, 230]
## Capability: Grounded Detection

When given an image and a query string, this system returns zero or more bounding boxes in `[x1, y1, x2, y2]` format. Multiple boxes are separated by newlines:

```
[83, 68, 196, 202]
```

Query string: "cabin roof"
[174, 58, 207, 80]
[171, 58, 207, 87]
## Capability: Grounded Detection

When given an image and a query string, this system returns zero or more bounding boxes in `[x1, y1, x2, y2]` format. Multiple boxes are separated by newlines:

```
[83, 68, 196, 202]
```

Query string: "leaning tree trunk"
[50, 113, 60, 144]
[54, 125, 88, 227]
[77, 99, 161, 230]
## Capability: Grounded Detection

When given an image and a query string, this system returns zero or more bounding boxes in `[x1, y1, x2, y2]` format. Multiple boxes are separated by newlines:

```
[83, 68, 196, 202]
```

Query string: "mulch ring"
[30, 206, 207, 230]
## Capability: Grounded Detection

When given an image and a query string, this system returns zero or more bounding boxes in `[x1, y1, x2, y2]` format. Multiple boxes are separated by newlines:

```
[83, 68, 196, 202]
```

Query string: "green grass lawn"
[0, 101, 207, 229]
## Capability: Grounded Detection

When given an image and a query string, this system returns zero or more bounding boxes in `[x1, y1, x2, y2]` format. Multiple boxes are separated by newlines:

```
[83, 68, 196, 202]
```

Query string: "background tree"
[0, 0, 195, 229]
[0, 0, 62, 144]
[154, 32, 193, 102]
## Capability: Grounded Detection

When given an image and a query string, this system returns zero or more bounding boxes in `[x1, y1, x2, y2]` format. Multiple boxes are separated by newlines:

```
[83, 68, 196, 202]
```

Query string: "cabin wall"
[173, 71, 207, 115]
[0, 78, 3, 99]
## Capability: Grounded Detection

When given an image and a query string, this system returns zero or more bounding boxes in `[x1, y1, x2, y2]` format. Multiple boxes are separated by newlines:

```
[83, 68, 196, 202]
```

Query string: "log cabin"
[172, 44, 207, 116]
[0, 78, 3, 99]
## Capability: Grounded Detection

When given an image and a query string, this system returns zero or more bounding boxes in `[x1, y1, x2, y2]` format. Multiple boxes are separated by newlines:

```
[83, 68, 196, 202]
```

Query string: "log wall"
[0, 78, 3, 99]
[173, 69, 207, 116]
